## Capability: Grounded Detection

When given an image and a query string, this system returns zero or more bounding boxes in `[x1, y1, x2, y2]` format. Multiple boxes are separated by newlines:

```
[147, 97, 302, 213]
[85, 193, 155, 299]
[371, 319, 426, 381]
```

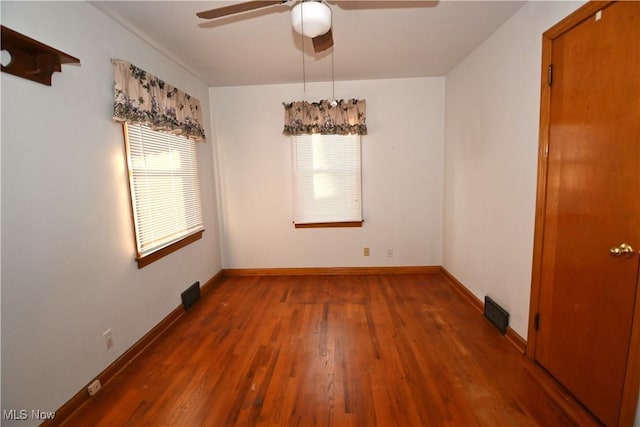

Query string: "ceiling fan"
[196, 1, 437, 53]
[196, 0, 335, 54]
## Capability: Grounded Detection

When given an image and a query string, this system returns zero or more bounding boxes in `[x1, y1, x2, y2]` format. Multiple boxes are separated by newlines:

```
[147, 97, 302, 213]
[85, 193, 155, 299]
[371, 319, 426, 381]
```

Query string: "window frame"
[291, 133, 363, 229]
[122, 123, 204, 268]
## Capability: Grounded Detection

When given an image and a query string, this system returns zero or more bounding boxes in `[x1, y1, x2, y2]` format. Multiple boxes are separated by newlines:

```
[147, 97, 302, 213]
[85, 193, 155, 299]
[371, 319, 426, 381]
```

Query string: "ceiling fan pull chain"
[329, 46, 337, 106]
[330, 4, 337, 107]
[301, 1, 306, 95]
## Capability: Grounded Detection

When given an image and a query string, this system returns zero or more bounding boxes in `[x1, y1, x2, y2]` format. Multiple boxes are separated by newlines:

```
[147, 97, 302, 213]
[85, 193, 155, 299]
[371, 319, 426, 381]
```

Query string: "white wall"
[443, 1, 586, 338]
[445, 3, 639, 421]
[211, 77, 444, 269]
[1, 1, 222, 424]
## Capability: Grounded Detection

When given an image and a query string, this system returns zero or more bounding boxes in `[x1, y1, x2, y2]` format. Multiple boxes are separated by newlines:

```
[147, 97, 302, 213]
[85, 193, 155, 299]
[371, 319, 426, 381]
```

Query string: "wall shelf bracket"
[1, 25, 80, 86]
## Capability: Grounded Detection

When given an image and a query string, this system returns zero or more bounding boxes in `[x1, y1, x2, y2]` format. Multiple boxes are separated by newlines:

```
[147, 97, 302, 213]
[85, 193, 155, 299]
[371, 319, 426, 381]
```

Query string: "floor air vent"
[181, 281, 201, 310]
[484, 296, 509, 334]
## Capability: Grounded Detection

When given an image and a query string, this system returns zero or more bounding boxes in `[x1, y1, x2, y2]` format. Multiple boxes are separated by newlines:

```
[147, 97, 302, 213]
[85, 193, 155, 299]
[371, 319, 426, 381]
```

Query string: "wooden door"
[532, 2, 640, 426]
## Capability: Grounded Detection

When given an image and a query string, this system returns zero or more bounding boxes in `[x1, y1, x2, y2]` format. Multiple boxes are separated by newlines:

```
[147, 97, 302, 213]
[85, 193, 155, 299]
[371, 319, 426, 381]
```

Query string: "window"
[123, 123, 204, 267]
[292, 133, 363, 228]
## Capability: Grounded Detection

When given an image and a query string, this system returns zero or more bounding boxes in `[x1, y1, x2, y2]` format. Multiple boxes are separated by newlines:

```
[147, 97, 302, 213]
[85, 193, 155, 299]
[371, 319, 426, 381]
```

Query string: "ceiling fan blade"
[312, 28, 333, 53]
[197, 1, 285, 20]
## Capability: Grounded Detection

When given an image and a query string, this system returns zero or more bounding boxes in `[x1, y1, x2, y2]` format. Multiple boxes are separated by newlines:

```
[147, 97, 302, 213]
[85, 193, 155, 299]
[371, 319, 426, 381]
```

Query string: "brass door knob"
[610, 243, 634, 257]
[620, 243, 634, 257]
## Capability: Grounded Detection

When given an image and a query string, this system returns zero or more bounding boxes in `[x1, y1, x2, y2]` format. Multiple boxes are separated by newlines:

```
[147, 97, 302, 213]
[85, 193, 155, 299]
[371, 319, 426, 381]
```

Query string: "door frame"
[527, 1, 640, 425]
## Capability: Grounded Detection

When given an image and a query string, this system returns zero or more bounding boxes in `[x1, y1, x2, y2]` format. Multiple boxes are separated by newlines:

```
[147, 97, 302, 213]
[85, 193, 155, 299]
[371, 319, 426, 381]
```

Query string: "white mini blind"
[292, 134, 362, 224]
[124, 123, 204, 258]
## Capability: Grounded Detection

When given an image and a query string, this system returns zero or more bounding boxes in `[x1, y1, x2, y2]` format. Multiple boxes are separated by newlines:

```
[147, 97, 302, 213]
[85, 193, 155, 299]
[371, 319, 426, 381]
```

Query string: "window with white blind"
[292, 134, 363, 228]
[123, 123, 204, 267]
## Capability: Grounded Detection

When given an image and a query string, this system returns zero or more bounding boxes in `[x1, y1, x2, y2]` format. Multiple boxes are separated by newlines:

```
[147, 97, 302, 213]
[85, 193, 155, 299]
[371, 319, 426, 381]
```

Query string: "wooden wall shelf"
[1, 25, 80, 86]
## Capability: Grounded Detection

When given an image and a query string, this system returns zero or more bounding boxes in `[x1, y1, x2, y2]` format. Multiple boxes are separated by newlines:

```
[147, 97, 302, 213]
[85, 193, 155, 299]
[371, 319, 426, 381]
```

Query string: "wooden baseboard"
[439, 267, 484, 313]
[439, 266, 527, 354]
[200, 270, 224, 297]
[505, 328, 527, 354]
[44, 270, 224, 427]
[222, 266, 441, 276]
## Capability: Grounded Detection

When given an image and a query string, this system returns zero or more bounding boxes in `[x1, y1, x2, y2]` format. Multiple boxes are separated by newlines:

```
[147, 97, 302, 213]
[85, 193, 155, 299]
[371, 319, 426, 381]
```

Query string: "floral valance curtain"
[283, 99, 367, 136]
[112, 60, 206, 143]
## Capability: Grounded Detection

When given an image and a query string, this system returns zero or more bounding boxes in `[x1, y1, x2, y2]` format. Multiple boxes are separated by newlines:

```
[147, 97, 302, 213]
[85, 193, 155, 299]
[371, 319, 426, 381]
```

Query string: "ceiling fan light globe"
[291, 2, 332, 38]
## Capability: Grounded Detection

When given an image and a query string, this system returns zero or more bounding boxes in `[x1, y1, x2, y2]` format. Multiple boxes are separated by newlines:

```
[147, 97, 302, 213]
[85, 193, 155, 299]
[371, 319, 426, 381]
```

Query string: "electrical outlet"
[87, 379, 101, 396]
[363, 247, 370, 256]
[387, 248, 394, 257]
[103, 329, 113, 350]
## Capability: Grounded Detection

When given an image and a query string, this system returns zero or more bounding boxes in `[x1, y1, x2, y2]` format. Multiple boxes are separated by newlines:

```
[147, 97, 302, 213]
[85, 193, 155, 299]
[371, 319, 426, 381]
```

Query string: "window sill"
[136, 230, 204, 268]
[294, 221, 363, 229]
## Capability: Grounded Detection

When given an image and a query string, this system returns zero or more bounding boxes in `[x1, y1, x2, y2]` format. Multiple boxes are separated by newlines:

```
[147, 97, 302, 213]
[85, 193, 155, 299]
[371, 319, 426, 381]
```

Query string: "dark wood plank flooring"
[64, 274, 599, 426]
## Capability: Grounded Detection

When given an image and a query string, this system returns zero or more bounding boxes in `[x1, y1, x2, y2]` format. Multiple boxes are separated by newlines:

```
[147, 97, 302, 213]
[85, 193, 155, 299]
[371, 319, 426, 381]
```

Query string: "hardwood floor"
[64, 274, 599, 426]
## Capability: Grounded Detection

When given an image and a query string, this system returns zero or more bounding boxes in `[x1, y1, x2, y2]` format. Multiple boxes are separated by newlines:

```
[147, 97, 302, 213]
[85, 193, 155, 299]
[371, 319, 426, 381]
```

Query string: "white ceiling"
[91, 1, 525, 87]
